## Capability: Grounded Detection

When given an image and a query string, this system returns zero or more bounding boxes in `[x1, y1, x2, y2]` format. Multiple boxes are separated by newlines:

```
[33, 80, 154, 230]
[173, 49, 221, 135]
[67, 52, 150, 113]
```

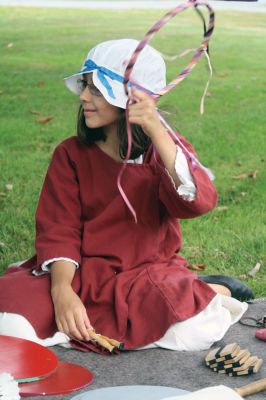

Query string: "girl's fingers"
[83, 311, 93, 331]
[66, 314, 84, 340]
[74, 311, 91, 341]
[54, 295, 93, 341]
[128, 108, 159, 124]
[128, 112, 142, 121]
[128, 96, 156, 115]
[64, 308, 92, 341]
[60, 318, 74, 339]
[130, 86, 153, 102]
[57, 312, 83, 341]
[128, 108, 154, 117]
[129, 102, 153, 113]
[56, 320, 64, 335]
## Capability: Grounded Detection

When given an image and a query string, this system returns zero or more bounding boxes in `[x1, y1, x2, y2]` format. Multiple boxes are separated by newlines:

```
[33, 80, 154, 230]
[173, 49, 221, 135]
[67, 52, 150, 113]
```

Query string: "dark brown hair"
[77, 105, 151, 159]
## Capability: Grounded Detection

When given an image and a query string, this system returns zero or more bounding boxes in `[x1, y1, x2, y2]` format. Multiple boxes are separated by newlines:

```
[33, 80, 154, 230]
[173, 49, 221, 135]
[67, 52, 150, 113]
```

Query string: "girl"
[0, 39, 253, 352]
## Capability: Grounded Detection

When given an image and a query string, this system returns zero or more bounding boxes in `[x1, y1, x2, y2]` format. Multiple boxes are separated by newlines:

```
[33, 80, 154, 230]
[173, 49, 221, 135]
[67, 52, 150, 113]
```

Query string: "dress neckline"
[93, 143, 145, 166]
[94, 143, 124, 164]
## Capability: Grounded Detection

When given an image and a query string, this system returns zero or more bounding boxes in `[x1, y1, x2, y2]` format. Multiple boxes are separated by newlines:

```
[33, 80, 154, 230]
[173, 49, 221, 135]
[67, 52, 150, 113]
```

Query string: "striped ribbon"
[118, 0, 215, 223]
[124, 0, 215, 98]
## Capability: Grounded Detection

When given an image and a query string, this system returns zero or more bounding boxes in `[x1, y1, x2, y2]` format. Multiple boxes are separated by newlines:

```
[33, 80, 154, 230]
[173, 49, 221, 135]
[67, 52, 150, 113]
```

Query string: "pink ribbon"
[118, 0, 215, 222]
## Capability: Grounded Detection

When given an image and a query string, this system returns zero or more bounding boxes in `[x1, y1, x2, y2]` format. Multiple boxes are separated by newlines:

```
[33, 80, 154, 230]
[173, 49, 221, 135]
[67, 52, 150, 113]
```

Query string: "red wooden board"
[0, 335, 58, 382]
[19, 361, 94, 396]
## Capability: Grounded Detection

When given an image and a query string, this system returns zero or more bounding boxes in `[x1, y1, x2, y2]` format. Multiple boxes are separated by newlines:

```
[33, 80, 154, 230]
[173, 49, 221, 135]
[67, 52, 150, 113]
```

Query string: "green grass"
[0, 7, 265, 296]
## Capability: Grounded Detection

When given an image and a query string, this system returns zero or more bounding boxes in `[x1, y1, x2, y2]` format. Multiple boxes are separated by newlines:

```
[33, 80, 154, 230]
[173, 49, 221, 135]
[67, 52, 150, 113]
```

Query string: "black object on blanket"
[198, 275, 254, 301]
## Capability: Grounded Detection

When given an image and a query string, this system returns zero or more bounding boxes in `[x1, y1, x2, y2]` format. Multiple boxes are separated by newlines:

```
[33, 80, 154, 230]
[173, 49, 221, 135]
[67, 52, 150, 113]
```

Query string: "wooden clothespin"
[205, 342, 263, 376]
[87, 330, 124, 354]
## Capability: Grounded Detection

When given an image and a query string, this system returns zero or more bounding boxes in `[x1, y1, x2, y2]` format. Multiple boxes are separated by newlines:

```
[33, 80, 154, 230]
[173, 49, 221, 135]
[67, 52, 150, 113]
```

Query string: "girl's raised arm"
[128, 88, 217, 219]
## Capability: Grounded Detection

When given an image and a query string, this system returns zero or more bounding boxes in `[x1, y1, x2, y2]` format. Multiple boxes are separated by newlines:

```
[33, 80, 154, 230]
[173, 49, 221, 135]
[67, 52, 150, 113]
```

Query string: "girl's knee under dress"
[0, 294, 247, 351]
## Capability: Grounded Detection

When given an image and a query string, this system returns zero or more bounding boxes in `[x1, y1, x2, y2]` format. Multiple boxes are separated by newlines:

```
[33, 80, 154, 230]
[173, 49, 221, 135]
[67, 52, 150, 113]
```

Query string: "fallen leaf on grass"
[232, 170, 259, 180]
[37, 80, 46, 87]
[216, 206, 229, 212]
[0, 192, 7, 197]
[5, 184, 13, 191]
[247, 262, 262, 278]
[206, 92, 213, 97]
[188, 263, 205, 271]
[218, 72, 227, 78]
[7, 43, 14, 48]
[248, 170, 258, 179]
[232, 173, 248, 180]
[36, 115, 54, 124]
[30, 110, 42, 115]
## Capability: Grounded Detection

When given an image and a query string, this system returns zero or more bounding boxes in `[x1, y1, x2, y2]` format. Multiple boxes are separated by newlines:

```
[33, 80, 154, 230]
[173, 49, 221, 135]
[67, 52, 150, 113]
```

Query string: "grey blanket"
[26, 299, 266, 400]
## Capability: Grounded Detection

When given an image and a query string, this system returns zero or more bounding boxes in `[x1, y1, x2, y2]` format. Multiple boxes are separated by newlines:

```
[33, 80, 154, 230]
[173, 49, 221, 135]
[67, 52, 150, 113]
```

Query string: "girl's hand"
[51, 284, 92, 341]
[128, 87, 164, 138]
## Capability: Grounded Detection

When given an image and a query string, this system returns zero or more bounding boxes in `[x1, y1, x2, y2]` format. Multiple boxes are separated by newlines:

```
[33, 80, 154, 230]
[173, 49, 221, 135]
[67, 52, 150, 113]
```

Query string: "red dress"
[0, 135, 217, 349]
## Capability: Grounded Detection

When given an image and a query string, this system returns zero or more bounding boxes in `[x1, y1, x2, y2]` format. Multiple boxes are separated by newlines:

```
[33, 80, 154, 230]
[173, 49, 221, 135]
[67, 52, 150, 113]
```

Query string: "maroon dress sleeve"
[35, 143, 82, 267]
[156, 134, 218, 219]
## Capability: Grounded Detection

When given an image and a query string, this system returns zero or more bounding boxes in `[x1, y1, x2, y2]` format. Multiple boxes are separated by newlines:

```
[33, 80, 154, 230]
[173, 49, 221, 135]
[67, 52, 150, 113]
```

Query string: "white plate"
[72, 385, 189, 400]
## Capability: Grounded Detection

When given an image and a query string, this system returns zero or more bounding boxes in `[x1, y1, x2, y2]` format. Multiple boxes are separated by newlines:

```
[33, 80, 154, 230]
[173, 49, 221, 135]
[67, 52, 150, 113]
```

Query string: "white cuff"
[41, 257, 79, 272]
[166, 146, 197, 201]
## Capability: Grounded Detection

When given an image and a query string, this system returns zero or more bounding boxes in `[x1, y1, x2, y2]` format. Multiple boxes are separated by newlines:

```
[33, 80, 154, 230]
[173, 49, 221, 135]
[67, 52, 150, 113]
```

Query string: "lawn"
[0, 6, 265, 296]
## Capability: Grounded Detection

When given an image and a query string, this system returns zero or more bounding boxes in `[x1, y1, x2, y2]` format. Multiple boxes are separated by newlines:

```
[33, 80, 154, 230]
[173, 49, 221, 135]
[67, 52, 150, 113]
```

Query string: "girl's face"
[79, 73, 121, 130]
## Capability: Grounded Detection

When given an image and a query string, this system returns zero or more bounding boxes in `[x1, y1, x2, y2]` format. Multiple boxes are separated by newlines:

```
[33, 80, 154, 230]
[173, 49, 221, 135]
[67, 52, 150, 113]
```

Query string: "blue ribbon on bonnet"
[81, 59, 125, 99]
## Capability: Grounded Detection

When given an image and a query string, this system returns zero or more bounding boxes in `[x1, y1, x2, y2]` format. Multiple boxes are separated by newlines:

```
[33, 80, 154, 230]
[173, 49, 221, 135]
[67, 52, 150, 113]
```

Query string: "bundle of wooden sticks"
[205, 342, 263, 376]
[87, 330, 124, 353]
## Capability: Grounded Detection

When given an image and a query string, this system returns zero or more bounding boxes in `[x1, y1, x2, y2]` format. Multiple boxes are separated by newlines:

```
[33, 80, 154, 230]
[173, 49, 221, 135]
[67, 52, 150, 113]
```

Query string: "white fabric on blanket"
[0, 295, 247, 350]
[0, 312, 69, 347]
[136, 294, 247, 351]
